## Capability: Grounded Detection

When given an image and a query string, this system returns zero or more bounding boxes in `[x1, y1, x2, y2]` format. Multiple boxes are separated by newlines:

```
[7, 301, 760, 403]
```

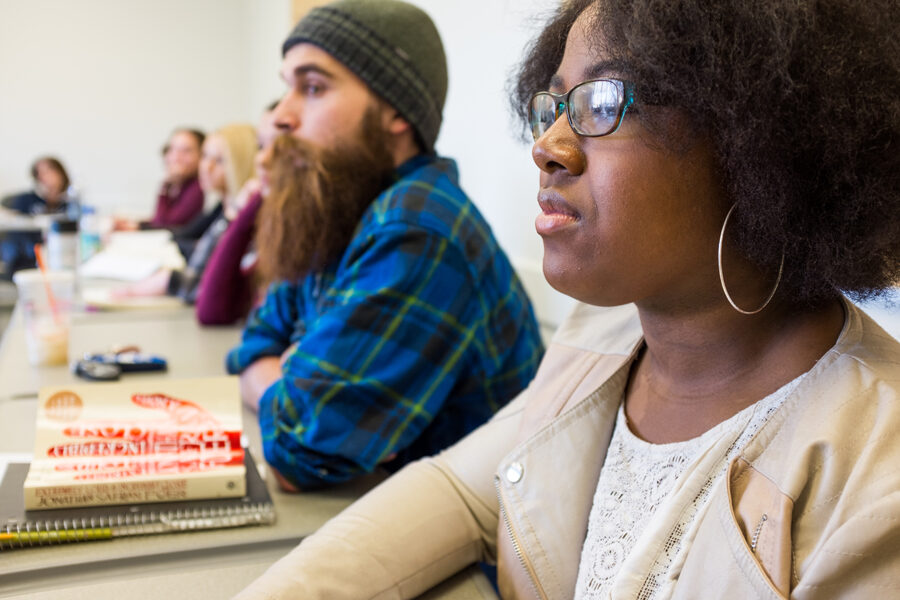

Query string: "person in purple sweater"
[112, 123, 258, 307]
[195, 105, 280, 325]
[149, 128, 206, 227]
[194, 190, 262, 324]
[114, 128, 206, 231]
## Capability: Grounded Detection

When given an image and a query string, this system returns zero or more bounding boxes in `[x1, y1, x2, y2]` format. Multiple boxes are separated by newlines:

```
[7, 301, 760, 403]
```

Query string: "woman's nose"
[531, 116, 585, 178]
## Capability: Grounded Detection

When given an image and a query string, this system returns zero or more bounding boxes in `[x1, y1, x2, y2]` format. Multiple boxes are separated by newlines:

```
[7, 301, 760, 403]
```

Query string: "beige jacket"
[235, 300, 900, 600]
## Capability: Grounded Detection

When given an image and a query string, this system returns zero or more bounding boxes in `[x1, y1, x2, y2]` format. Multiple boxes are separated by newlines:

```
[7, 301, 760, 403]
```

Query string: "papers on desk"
[107, 230, 174, 249]
[80, 287, 184, 310]
[80, 252, 162, 281]
[79, 230, 186, 281]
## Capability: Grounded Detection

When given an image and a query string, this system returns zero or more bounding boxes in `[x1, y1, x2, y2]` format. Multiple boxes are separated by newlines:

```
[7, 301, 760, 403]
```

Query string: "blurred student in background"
[0, 156, 71, 279]
[113, 123, 257, 306]
[149, 127, 206, 228]
[114, 128, 205, 231]
[1, 157, 71, 216]
[195, 102, 281, 325]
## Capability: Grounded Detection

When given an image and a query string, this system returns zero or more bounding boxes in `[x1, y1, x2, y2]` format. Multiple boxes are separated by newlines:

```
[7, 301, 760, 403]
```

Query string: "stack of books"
[1, 376, 275, 549]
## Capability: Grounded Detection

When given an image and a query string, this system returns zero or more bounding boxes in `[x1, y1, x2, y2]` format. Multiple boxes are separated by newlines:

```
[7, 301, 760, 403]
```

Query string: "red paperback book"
[24, 376, 245, 510]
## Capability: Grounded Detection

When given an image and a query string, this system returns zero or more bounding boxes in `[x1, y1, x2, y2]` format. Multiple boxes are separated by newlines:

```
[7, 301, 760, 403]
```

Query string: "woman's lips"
[536, 191, 580, 235]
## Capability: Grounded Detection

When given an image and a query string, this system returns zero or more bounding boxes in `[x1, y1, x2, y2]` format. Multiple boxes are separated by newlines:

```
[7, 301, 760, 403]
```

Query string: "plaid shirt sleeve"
[225, 281, 300, 373]
[256, 222, 488, 489]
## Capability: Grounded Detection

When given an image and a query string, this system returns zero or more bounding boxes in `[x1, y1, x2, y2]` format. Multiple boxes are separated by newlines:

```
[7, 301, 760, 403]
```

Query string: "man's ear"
[385, 111, 412, 137]
[374, 100, 408, 134]
[378, 103, 422, 163]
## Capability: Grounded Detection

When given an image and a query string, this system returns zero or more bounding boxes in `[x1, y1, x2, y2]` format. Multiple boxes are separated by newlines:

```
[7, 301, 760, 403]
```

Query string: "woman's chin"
[541, 254, 585, 300]
[541, 254, 630, 307]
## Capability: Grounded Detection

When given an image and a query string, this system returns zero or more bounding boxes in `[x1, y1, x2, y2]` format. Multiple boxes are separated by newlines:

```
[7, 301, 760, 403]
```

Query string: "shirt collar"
[393, 154, 436, 180]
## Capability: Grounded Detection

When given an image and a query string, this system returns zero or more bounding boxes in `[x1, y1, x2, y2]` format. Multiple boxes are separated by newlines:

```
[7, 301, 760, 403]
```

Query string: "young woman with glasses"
[235, 0, 900, 598]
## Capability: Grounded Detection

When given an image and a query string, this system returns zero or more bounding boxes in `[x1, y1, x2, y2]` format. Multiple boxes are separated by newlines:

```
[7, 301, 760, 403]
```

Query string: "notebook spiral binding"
[1, 502, 276, 550]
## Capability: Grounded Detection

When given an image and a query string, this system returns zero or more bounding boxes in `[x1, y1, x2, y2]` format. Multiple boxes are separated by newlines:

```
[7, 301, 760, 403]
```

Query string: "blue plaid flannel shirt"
[227, 155, 544, 488]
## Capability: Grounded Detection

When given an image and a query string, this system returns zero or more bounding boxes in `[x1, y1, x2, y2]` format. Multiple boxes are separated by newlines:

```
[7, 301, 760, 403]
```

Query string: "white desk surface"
[0, 210, 44, 232]
[0, 303, 242, 399]
[0, 398, 389, 599]
[0, 303, 496, 599]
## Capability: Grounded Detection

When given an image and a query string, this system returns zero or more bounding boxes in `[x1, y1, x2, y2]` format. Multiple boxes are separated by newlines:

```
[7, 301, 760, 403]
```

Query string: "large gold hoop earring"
[717, 203, 784, 315]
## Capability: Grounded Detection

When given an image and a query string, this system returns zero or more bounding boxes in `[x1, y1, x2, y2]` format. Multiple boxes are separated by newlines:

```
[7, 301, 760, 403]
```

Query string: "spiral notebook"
[0, 452, 275, 550]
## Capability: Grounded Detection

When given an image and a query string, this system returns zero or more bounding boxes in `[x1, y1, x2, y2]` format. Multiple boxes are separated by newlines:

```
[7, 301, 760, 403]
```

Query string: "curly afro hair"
[512, 0, 900, 305]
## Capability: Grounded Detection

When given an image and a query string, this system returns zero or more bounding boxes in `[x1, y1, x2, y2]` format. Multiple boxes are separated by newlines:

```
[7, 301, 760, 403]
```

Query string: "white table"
[0, 304, 241, 399]
[0, 209, 44, 233]
[0, 400, 494, 599]
[0, 396, 390, 597]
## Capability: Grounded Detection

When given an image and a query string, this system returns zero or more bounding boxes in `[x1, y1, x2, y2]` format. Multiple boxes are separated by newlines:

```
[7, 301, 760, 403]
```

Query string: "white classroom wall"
[0, 0, 573, 326]
[1, 0, 896, 341]
[246, 0, 294, 123]
[0, 0, 289, 211]
[412, 0, 576, 325]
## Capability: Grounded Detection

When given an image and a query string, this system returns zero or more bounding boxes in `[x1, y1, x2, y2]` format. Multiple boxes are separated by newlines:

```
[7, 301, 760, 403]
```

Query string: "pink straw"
[32, 244, 62, 325]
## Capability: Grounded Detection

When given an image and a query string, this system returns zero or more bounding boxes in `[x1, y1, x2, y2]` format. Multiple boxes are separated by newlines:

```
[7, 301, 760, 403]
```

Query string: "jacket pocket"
[725, 458, 793, 598]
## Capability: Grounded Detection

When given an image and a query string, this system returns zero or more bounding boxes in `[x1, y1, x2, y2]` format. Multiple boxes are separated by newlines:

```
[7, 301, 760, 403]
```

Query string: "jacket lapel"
[496, 362, 631, 598]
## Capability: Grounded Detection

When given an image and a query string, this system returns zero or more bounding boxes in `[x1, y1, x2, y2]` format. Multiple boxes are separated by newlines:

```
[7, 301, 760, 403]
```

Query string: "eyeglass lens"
[530, 80, 624, 141]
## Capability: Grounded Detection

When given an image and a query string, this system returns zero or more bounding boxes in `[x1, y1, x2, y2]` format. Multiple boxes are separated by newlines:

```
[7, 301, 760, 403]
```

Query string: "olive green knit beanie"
[282, 0, 448, 153]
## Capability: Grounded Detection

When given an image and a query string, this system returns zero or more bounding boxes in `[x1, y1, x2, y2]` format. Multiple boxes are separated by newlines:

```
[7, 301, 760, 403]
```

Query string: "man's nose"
[272, 94, 300, 133]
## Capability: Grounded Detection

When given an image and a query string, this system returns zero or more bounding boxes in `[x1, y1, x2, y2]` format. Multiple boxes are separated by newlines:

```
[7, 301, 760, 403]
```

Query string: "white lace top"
[574, 377, 803, 600]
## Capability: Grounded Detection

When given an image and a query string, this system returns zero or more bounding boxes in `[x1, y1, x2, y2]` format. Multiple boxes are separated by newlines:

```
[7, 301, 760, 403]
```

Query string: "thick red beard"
[255, 110, 395, 285]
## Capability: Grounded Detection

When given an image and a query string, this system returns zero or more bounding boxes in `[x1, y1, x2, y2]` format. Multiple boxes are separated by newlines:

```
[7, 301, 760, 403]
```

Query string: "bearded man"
[226, 0, 544, 491]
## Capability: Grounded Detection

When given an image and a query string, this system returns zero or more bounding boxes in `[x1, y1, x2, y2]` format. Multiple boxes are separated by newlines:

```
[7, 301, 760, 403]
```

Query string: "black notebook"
[0, 452, 275, 550]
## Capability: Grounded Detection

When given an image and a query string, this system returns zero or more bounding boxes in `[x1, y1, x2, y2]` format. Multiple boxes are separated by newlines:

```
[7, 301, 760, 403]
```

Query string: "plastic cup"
[12, 269, 75, 367]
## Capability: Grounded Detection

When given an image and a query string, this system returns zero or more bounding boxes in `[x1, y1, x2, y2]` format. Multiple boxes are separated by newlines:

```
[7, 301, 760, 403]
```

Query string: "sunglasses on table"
[529, 78, 635, 142]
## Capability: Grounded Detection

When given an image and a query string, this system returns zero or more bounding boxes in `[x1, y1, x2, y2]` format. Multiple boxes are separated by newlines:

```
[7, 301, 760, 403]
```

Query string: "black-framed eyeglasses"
[529, 78, 635, 142]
